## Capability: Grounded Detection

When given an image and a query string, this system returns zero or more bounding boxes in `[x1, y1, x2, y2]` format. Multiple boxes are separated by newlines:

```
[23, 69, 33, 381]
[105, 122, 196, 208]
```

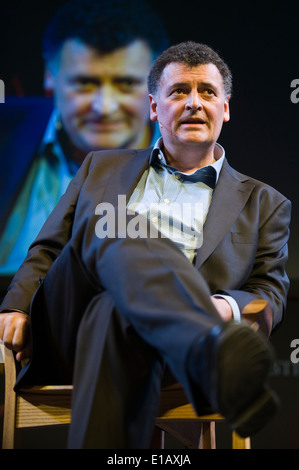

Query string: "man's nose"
[91, 86, 119, 115]
[185, 91, 203, 111]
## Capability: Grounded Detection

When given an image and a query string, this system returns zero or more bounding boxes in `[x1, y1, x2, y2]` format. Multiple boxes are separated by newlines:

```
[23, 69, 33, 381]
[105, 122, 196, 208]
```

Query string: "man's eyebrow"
[113, 76, 146, 83]
[198, 80, 220, 90]
[168, 81, 189, 89]
[167, 80, 219, 91]
[68, 75, 100, 84]
[164, 81, 189, 94]
[167, 80, 219, 89]
[68, 75, 145, 84]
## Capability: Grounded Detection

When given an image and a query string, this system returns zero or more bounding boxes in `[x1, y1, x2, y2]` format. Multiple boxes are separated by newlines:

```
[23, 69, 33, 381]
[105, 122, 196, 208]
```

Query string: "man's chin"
[81, 138, 128, 152]
[83, 134, 140, 152]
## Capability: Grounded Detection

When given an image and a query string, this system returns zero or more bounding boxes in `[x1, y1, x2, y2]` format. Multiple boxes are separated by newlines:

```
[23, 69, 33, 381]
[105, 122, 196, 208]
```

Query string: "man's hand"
[210, 297, 233, 321]
[0, 312, 32, 362]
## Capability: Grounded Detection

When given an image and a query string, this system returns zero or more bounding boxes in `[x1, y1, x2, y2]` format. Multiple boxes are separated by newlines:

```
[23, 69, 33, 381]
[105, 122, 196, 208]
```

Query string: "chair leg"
[198, 421, 216, 449]
[232, 431, 251, 449]
[2, 348, 18, 449]
[151, 427, 165, 449]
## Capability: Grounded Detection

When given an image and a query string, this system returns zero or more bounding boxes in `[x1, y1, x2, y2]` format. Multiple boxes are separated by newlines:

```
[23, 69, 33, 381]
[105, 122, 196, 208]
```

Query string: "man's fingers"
[1, 317, 16, 349]
[16, 346, 32, 363]
[0, 312, 31, 356]
[12, 319, 31, 352]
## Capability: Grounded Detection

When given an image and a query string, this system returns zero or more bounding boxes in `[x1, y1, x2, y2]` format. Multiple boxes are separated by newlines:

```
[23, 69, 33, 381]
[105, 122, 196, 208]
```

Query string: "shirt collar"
[38, 110, 79, 175]
[40, 109, 61, 149]
[149, 137, 225, 183]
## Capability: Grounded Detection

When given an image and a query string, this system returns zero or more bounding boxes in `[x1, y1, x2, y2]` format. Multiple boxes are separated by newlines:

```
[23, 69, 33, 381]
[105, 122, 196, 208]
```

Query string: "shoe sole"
[213, 322, 278, 437]
[231, 388, 279, 437]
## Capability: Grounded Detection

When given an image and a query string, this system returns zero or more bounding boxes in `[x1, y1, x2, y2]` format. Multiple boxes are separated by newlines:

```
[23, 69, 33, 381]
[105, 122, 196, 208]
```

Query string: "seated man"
[0, 0, 169, 294]
[0, 41, 291, 449]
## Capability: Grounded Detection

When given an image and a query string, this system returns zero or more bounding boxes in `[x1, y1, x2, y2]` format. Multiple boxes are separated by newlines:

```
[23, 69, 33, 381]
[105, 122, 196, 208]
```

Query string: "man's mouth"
[180, 117, 206, 125]
[83, 118, 124, 129]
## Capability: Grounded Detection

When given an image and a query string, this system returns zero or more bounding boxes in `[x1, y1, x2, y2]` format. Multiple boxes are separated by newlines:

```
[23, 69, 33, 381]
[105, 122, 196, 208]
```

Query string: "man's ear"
[223, 98, 230, 123]
[149, 94, 158, 122]
[43, 68, 55, 97]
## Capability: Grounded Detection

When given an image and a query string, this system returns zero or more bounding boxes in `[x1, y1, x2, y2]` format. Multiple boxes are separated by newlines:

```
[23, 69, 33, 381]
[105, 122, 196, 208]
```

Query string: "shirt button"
[164, 198, 170, 204]
[152, 216, 158, 223]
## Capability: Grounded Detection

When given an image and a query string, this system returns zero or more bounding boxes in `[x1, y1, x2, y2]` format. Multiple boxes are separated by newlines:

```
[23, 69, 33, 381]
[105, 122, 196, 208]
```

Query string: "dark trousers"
[18, 229, 223, 448]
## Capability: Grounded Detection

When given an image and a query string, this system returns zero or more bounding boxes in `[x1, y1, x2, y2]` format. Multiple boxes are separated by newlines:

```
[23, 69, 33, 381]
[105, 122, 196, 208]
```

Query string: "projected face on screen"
[45, 39, 153, 156]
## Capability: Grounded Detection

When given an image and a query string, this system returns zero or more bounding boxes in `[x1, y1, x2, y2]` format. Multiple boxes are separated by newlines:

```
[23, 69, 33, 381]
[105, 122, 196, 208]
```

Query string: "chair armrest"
[242, 300, 273, 338]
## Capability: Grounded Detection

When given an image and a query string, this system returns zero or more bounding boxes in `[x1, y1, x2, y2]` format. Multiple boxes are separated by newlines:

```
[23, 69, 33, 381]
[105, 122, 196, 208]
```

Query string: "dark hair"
[148, 41, 233, 97]
[42, 0, 169, 64]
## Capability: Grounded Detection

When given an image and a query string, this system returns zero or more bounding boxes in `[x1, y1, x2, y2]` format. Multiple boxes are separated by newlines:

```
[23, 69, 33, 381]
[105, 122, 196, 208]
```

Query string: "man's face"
[45, 39, 153, 153]
[149, 62, 230, 155]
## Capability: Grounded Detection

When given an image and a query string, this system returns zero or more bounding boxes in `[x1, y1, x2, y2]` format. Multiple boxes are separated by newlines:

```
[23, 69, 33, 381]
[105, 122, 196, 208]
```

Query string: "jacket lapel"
[195, 159, 255, 268]
[100, 147, 152, 207]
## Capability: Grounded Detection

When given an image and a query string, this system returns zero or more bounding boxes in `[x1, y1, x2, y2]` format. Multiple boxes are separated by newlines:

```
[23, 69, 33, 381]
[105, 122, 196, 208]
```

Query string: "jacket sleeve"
[217, 196, 291, 332]
[0, 152, 94, 314]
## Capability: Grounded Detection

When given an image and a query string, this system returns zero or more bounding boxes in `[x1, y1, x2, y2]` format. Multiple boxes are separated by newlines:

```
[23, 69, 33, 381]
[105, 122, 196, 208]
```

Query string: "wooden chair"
[1, 299, 270, 449]
[156, 382, 250, 449]
[2, 346, 72, 449]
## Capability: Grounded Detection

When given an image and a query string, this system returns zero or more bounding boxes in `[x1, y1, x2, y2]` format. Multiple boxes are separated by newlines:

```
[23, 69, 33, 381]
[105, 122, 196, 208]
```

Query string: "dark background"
[1, 0, 299, 449]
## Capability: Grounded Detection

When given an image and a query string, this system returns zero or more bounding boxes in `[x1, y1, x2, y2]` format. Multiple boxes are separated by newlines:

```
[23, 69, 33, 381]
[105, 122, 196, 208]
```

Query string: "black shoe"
[189, 321, 279, 437]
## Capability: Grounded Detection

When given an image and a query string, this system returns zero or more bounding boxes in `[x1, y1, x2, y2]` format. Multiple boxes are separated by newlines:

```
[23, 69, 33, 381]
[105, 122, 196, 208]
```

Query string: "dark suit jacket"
[0, 147, 291, 333]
